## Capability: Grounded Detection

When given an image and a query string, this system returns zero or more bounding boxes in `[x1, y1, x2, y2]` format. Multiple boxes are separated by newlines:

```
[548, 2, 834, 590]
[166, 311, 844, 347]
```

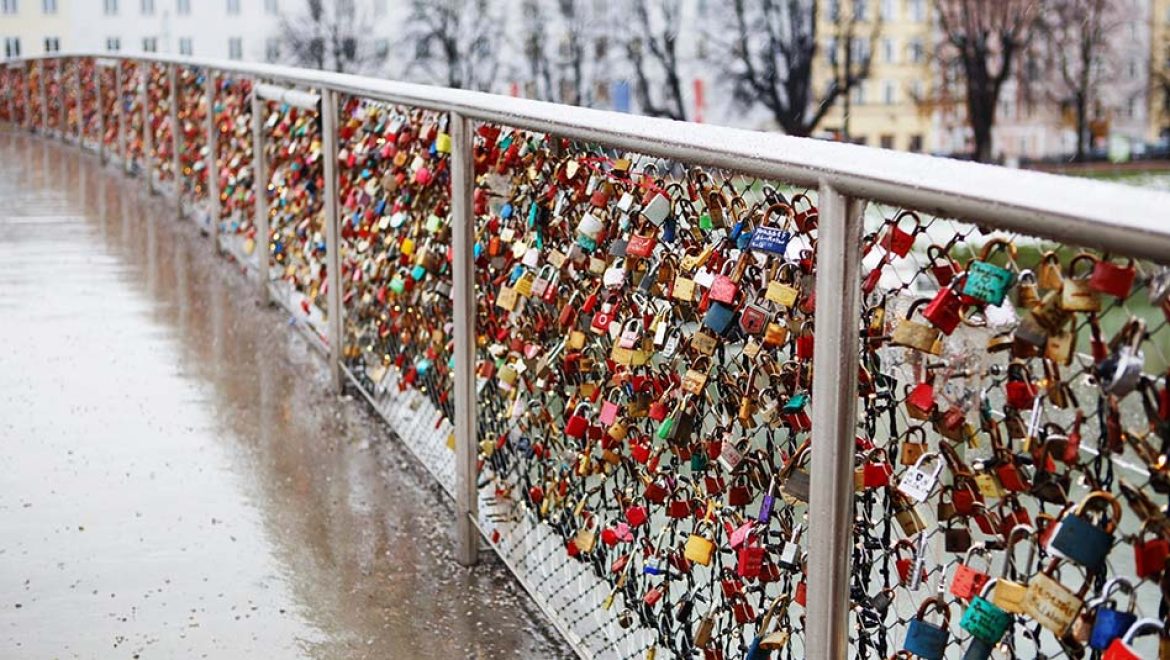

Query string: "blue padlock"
[1049, 491, 1121, 572]
[747, 203, 794, 256]
[703, 301, 736, 336]
[903, 597, 951, 660]
[961, 637, 996, 660]
[1089, 576, 1138, 650]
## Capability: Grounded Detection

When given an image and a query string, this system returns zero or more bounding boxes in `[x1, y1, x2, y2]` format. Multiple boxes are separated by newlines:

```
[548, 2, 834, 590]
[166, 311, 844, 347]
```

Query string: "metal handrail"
[7, 52, 1170, 261]
[5, 53, 1170, 660]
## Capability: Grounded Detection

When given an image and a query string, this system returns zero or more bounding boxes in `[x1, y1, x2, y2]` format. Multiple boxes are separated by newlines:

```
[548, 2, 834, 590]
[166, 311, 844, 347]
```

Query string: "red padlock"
[1103, 618, 1164, 659]
[879, 210, 920, 257]
[1089, 256, 1136, 298]
[905, 378, 936, 420]
[923, 285, 964, 335]
[1135, 525, 1170, 579]
[949, 546, 991, 600]
[927, 244, 959, 287]
[625, 504, 648, 527]
[863, 450, 894, 488]
[736, 544, 765, 579]
[564, 403, 592, 439]
[1004, 362, 1037, 410]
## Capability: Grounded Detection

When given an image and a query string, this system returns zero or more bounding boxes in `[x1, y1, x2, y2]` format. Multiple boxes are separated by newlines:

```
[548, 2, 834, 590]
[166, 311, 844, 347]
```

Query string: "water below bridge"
[0, 133, 570, 659]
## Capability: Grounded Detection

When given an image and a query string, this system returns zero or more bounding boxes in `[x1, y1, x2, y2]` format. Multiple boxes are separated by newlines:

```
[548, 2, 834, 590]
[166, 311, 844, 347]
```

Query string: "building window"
[106, 37, 120, 52]
[826, 37, 838, 66]
[0, 0, 16, 14]
[908, 135, 923, 152]
[908, 0, 926, 22]
[880, 0, 895, 20]
[227, 0, 239, 14]
[177, 0, 189, 15]
[179, 37, 192, 55]
[880, 134, 895, 149]
[882, 38, 895, 64]
[265, 37, 279, 62]
[852, 0, 866, 20]
[141, 0, 154, 15]
[882, 81, 896, 105]
[828, 0, 840, 21]
[908, 38, 924, 64]
[4, 37, 20, 58]
[851, 83, 866, 106]
[43, 36, 59, 52]
[849, 37, 869, 64]
[374, 38, 389, 60]
[142, 37, 158, 52]
[852, 135, 868, 146]
[42, 0, 56, 14]
[228, 37, 242, 60]
[103, 0, 117, 15]
[265, 0, 278, 14]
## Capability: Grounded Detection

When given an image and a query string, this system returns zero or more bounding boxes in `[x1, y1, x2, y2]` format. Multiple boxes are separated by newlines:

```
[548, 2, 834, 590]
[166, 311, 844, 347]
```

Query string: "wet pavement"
[0, 133, 571, 659]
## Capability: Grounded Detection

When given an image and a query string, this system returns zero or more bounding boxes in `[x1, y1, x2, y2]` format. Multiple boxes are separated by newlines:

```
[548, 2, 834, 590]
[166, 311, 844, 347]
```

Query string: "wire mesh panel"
[145, 63, 173, 184]
[97, 63, 117, 154]
[849, 202, 1170, 659]
[63, 57, 80, 139]
[0, 66, 20, 124]
[212, 77, 255, 264]
[44, 60, 61, 135]
[79, 58, 100, 146]
[334, 94, 457, 490]
[120, 60, 144, 172]
[26, 63, 42, 132]
[257, 90, 329, 344]
[469, 124, 824, 659]
[175, 66, 210, 225]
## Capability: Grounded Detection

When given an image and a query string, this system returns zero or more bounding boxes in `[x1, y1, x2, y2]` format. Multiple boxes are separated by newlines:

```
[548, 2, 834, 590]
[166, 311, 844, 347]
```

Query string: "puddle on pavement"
[0, 134, 572, 659]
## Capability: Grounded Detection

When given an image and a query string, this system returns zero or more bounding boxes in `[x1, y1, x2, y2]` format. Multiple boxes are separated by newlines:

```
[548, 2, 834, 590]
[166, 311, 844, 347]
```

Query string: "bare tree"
[1157, 72, 1170, 139]
[279, 0, 379, 74]
[936, 0, 1039, 162]
[625, 0, 688, 121]
[1042, 0, 1141, 161]
[404, 0, 500, 92]
[715, 0, 878, 138]
[515, 0, 590, 105]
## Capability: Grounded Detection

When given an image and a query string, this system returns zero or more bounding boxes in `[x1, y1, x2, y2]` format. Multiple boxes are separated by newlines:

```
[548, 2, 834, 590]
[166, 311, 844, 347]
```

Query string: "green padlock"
[960, 578, 1012, 646]
[961, 239, 1017, 306]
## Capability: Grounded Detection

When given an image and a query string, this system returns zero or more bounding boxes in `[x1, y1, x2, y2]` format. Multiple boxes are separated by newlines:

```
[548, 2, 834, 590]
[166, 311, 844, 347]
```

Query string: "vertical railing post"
[320, 88, 343, 392]
[115, 64, 125, 168]
[95, 64, 105, 162]
[38, 60, 47, 133]
[205, 70, 220, 250]
[251, 83, 270, 302]
[807, 182, 863, 660]
[169, 64, 181, 211]
[451, 110, 479, 566]
[141, 63, 155, 192]
[73, 57, 82, 143]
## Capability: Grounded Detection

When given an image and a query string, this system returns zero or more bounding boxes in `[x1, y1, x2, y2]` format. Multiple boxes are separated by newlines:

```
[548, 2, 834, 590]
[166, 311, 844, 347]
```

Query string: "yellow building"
[814, 0, 935, 152]
[0, 0, 72, 59]
[1152, 0, 1170, 139]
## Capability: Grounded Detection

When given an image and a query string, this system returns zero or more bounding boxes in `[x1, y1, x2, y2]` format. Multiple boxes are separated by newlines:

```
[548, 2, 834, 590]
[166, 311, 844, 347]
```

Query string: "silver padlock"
[1149, 268, 1170, 305]
[777, 525, 803, 571]
[718, 438, 746, 472]
[897, 452, 944, 503]
[1097, 319, 1146, 398]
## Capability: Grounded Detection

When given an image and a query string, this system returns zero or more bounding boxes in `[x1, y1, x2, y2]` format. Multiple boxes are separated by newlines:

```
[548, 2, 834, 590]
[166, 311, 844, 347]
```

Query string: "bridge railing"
[4, 53, 1170, 660]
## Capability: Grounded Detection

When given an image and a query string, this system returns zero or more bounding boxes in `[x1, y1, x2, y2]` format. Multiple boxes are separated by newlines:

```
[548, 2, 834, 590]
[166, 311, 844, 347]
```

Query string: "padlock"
[926, 244, 960, 287]
[1049, 491, 1121, 571]
[1135, 523, 1170, 579]
[747, 203, 794, 255]
[739, 289, 769, 335]
[961, 238, 1017, 306]
[776, 525, 802, 570]
[747, 595, 793, 656]
[923, 283, 965, 335]
[1090, 576, 1139, 651]
[960, 579, 1012, 646]
[902, 597, 951, 660]
[905, 376, 937, 420]
[1015, 268, 1041, 308]
[898, 427, 928, 466]
[1023, 559, 1086, 634]
[780, 445, 812, 503]
[709, 256, 747, 304]
[1004, 360, 1037, 410]
[861, 448, 894, 489]
[1090, 255, 1136, 299]
[894, 539, 926, 586]
[1096, 318, 1146, 398]
[950, 544, 993, 601]
[703, 301, 736, 335]
[891, 299, 943, 355]
[993, 524, 1036, 614]
[897, 452, 944, 503]
[765, 262, 800, 307]
[1060, 253, 1103, 312]
[684, 522, 716, 566]
[880, 210, 920, 258]
[894, 496, 926, 536]
[1105, 618, 1169, 660]
[572, 517, 598, 553]
[565, 403, 592, 439]
[736, 542, 765, 578]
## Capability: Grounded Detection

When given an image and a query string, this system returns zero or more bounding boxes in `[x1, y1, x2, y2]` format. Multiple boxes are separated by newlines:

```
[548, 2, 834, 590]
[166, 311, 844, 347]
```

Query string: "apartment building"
[0, 0, 71, 59]
[813, 0, 934, 152]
